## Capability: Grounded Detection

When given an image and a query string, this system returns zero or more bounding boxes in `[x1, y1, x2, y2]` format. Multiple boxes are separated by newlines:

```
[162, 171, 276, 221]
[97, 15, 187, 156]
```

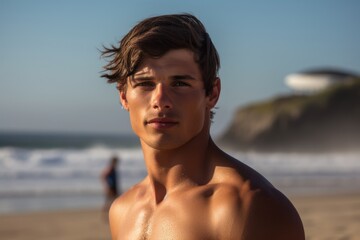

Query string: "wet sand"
[1, 193, 360, 240]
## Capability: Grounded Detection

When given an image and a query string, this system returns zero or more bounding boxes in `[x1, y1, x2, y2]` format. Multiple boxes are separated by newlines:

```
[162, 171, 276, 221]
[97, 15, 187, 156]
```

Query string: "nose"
[151, 83, 172, 110]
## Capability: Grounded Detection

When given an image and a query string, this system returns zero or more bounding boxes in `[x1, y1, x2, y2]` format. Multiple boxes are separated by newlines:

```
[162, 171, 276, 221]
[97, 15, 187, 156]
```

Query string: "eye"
[173, 81, 190, 87]
[134, 81, 155, 88]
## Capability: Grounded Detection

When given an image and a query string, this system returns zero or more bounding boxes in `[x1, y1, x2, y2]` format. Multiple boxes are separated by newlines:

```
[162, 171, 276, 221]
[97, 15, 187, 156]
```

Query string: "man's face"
[119, 49, 219, 150]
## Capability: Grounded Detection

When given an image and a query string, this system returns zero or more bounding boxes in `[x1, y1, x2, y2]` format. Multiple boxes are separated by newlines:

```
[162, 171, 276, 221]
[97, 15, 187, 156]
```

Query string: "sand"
[0, 208, 111, 240]
[0, 194, 360, 240]
[290, 194, 360, 240]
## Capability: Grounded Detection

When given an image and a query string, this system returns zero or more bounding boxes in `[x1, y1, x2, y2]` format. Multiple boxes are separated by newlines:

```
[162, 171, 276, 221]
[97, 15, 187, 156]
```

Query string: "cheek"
[183, 90, 207, 112]
[182, 94, 207, 127]
[126, 93, 147, 133]
[128, 108, 145, 137]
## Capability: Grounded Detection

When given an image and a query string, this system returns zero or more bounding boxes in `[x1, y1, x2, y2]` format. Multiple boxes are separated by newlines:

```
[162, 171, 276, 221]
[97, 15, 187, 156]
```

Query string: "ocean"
[1, 132, 360, 214]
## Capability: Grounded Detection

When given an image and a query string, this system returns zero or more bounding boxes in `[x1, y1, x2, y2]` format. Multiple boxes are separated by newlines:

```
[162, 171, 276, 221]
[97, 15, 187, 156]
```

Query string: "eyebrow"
[132, 75, 153, 81]
[132, 74, 196, 81]
[171, 75, 196, 80]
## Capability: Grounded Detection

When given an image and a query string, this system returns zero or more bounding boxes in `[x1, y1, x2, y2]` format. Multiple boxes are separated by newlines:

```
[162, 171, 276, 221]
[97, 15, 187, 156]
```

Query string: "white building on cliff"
[285, 68, 359, 93]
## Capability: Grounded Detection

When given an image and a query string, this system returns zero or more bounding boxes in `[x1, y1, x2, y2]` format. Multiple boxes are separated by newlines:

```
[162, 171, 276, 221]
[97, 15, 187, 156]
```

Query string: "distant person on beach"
[101, 155, 120, 214]
[101, 13, 304, 239]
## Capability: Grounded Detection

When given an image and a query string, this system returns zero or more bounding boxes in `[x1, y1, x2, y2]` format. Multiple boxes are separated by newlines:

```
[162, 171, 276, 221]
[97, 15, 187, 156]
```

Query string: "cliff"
[219, 79, 360, 152]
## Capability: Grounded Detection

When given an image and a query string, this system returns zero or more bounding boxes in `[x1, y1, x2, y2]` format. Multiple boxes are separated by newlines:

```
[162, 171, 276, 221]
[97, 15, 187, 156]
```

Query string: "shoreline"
[1, 192, 359, 239]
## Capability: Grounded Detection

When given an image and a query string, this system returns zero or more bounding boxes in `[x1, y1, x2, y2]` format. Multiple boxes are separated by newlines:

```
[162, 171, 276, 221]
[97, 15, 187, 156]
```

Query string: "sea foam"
[1, 146, 360, 213]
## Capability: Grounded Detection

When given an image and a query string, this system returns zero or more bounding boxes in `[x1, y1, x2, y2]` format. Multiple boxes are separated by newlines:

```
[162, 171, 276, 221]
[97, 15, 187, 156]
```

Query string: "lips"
[146, 118, 178, 129]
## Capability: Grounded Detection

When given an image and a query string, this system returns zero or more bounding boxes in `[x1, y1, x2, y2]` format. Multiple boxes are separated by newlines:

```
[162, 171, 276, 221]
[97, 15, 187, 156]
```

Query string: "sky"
[1, 0, 360, 137]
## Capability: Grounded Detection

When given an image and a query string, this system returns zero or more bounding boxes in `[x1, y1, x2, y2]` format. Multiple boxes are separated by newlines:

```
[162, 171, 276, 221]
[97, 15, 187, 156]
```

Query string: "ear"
[119, 89, 129, 111]
[207, 78, 221, 109]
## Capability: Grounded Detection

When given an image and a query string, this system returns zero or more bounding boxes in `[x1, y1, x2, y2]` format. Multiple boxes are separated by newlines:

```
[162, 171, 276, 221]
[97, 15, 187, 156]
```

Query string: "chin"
[139, 134, 185, 150]
[145, 139, 184, 151]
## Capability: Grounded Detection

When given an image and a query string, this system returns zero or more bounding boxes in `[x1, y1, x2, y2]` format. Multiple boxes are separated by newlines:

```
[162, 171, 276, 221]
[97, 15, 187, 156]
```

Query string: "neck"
[141, 131, 215, 205]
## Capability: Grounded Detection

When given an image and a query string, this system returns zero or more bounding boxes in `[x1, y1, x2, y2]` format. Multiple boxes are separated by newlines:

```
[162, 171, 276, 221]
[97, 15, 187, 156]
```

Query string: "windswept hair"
[101, 13, 220, 96]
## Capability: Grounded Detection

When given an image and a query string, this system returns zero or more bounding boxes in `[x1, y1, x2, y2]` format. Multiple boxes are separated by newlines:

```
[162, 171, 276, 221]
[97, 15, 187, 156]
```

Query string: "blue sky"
[1, 0, 360, 136]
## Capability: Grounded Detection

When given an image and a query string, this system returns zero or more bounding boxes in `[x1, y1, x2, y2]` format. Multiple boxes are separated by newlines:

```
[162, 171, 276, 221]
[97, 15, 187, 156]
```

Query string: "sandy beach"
[290, 193, 360, 240]
[0, 208, 111, 240]
[0, 193, 359, 240]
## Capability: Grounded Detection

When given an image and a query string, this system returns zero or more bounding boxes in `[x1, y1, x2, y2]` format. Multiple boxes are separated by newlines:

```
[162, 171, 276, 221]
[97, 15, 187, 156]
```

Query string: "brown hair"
[101, 13, 220, 96]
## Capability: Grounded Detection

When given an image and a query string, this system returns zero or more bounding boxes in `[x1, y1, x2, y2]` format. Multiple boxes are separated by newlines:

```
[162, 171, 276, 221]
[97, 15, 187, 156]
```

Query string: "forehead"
[134, 49, 200, 76]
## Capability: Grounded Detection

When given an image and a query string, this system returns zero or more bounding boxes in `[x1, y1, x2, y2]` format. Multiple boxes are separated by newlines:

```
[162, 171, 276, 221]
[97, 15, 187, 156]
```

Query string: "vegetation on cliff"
[219, 79, 360, 152]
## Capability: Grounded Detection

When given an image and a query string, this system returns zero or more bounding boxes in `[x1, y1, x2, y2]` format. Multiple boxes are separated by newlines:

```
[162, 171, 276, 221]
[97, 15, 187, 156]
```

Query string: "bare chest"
[117, 197, 214, 240]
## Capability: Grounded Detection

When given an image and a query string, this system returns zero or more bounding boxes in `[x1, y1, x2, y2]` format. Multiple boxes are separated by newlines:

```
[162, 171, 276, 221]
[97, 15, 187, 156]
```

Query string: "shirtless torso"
[109, 143, 304, 240]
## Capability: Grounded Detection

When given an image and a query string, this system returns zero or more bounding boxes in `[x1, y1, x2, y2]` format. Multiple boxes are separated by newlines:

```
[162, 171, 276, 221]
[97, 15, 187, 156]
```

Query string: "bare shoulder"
[241, 187, 305, 240]
[210, 148, 305, 239]
[109, 179, 148, 239]
[211, 179, 304, 240]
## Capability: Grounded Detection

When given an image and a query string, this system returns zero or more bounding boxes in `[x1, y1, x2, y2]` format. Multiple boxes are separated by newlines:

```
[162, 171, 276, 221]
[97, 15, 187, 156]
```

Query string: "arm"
[241, 189, 305, 240]
[214, 186, 304, 240]
[101, 167, 109, 183]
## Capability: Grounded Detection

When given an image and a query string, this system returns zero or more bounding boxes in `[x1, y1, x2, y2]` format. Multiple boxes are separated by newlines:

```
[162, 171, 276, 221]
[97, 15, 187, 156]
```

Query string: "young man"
[101, 14, 304, 240]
